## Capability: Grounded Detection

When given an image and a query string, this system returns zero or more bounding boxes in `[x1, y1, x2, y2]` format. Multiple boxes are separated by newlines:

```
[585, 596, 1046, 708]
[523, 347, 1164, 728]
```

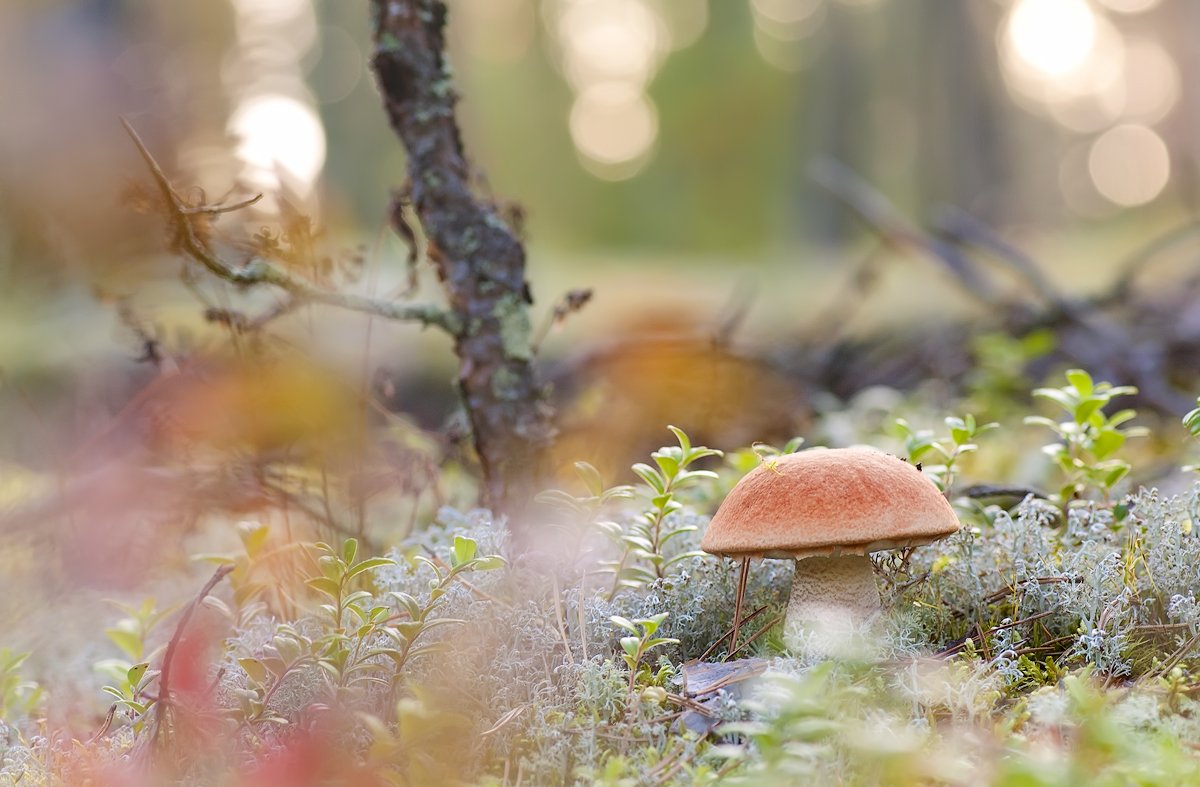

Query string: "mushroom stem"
[729, 557, 749, 658]
[784, 555, 881, 656]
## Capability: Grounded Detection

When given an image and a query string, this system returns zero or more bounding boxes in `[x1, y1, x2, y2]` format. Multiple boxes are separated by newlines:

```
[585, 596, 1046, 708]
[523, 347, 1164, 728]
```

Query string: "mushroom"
[701, 446, 960, 655]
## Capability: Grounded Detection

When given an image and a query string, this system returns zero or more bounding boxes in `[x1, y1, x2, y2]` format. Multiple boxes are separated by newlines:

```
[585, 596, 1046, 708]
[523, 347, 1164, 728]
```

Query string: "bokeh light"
[226, 0, 325, 198]
[1006, 0, 1097, 78]
[228, 93, 326, 191]
[569, 82, 658, 178]
[1087, 123, 1170, 206]
[548, 0, 679, 180]
[1120, 37, 1179, 123]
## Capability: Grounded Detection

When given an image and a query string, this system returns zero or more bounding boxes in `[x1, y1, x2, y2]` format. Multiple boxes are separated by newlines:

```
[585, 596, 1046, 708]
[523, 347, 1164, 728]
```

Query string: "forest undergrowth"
[5, 365, 1200, 786]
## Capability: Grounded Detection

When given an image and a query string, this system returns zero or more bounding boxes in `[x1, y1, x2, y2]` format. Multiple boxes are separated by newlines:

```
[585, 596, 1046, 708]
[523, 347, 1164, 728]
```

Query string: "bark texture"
[369, 0, 554, 515]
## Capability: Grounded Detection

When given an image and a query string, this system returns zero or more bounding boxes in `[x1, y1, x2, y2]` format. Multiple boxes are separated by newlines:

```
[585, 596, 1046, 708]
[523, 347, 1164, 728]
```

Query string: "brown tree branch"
[120, 117, 458, 334]
[369, 0, 555, 515]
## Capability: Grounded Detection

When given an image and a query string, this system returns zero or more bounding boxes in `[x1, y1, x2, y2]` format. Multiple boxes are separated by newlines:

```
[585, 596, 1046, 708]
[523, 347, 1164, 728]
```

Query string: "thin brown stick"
[728, 613, 785, 660]
[726, 557, 750, 662]
[150, 564, 234, 748]
[699, 604, 768, 664]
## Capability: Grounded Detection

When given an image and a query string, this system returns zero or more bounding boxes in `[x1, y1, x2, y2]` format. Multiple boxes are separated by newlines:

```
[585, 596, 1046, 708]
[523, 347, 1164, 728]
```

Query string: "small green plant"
[0, 649, 42, 720]
[894, 414, 997, 495]
[966, 329, 1055, 416]
[609, 613, 679, 694]
[197, 520, 307, 621]
[303, 537, 502, 695]
[1025, 369, 1146, 503]
[624, 426, 722, 588]
[94, 598, 175, 734]
[536, 460, 635, 562]
[233, 535, 504, 729]
[540, 427, 722, 601]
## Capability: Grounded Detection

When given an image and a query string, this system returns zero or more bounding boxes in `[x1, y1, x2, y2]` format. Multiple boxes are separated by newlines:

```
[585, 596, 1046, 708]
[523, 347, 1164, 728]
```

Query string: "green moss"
[490, 364, 523, 400]
[494, 293, 532, 361]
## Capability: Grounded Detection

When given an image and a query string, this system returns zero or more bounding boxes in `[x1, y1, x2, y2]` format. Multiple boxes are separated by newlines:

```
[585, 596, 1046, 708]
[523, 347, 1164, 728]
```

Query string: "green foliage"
[610, 612, 679, 691]
[536, 460, 635, 567]
[0, 649, 41, 720]
[16, 367, 1200, 785]
[232, 535, 504, 729]
[621, 426, 722, 592]
[966, 329, 1056, 416]
[895, 413, 997, 494]
[93, 597, 175, 734]
[1025, 368, 1147, 502]
[538, 425, 721, 601]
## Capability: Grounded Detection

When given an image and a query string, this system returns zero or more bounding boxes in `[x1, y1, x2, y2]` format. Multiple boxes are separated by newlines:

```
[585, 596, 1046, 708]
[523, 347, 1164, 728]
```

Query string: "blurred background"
[2, 0, 1199, 495]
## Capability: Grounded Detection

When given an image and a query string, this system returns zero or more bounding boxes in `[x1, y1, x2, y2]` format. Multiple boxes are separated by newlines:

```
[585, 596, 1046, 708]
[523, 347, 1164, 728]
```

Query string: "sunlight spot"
[1121, 38, 1179, 123]
[558, 0, 663, 89]
[1005, 0, 1096, 78]
[1088, 124, 1170, 207]
[228, 93, 326, 194]
[569, 82, 658, 178]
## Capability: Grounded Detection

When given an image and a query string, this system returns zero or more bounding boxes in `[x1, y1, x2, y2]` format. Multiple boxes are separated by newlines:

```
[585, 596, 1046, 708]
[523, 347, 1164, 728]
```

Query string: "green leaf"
[609, 615, 637, 634]
[413, 555, 444, 580]
[664, 550, 705, 566]
[346, 557, 395, 581]
[341, 538, 359, 566]
[667, 425, 691, 453]
[1066, 369, 1093, 398]
[126, 662, 149, 688]
[1074, 399, 1104, 425]
[1024, 415, 1062, 432]
[101, 686, 127, 701]
[631, 463, 665, 494]
[782, 437, 805, 453]
[574, 461, 605, 498]
[620, 637, 640, 659]
[1092, 430, 1125, 460]
[652, 452, 680, 479]
[645, 612, 669, 629]
[1183, 406, 1200, 435]
[238, 522, 270, 558]
[238, 658, 268, 684]
[318, 556, 343, 581]
[408, 643, 453, 660]
[452, 536, 477, 568]
[470, 555, 507, 572]
[1033, 387, 1078, 413]
[306, 577, 341, 598]
[1103, 463, 1131, 489]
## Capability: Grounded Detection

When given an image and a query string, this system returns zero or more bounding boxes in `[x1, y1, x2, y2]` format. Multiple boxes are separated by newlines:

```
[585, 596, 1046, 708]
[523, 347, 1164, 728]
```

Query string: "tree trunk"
[368, 0, 554, 516]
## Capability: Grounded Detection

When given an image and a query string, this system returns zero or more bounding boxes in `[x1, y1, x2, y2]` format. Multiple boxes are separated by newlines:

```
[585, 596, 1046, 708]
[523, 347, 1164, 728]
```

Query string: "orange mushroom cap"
[701, 447, 961, 559]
